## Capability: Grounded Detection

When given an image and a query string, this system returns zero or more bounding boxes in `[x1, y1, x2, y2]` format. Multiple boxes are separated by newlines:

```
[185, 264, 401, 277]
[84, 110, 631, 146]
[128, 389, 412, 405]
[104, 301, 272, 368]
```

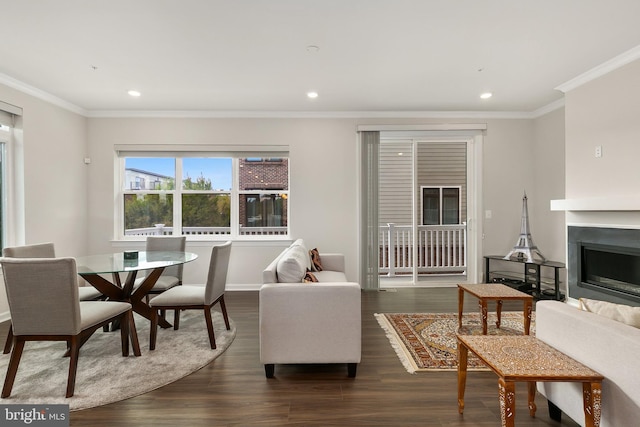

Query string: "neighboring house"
[238, 158, 289, 229]
[125, 168, 173, 190]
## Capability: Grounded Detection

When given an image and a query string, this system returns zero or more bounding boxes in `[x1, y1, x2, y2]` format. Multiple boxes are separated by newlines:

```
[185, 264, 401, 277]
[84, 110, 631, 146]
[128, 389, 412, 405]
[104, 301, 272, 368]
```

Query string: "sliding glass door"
[379, 136, 479, 287]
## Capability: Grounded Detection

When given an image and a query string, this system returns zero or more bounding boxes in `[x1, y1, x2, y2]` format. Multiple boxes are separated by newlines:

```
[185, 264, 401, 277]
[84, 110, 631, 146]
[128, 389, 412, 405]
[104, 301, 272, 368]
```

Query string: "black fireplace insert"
[568, 226, 640, 306]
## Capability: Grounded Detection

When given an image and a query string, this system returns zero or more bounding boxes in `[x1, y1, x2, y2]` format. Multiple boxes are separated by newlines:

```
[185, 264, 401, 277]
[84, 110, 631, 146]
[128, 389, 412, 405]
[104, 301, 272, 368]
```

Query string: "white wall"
[564, 58, 640, 228]
[0, 84, 88, 321]
[533, 108, 566, 262]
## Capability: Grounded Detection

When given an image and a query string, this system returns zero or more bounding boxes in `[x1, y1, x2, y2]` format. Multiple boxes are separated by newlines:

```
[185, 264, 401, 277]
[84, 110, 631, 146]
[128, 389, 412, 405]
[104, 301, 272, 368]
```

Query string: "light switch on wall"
[485, 210, 492, 219]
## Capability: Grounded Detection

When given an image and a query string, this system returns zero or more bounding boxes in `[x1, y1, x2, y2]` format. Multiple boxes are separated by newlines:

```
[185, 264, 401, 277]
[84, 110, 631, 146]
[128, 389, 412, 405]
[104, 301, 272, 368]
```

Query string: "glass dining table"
[76, 251, 198, 332]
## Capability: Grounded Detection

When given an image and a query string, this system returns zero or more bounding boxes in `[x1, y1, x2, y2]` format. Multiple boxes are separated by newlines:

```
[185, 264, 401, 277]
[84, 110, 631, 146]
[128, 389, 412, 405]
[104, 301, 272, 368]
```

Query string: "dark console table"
[484, 255, 565, 301]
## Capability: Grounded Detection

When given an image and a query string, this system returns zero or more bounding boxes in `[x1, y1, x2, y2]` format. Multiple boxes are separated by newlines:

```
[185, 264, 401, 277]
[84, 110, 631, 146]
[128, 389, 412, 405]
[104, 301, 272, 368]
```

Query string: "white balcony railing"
[124, 224, 287, 236]
[379, 223, 467, 276]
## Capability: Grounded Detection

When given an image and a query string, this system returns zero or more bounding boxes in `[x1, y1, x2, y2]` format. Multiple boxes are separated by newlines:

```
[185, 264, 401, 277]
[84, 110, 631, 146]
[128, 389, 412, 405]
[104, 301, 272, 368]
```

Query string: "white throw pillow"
[276, 244, 309, 283]
[579, 298, 640, 328]
[290, 239, 311, 271]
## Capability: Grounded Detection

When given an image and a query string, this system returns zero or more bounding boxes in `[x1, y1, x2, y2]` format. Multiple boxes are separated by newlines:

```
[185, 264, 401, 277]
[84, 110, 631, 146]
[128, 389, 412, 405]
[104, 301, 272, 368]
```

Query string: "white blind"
[0, 101, 22, 128]
[359, 131, 380, 291]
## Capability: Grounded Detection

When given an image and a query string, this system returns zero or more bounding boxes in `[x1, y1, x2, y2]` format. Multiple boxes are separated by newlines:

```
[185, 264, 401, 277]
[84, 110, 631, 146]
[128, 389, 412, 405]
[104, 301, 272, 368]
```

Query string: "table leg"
[127, 310, 141, 357]
[583, 382, 602, 427]
[496, 299, 503, 329]
[523, 300, 532, 335]
[458, 287, 464, 330]
[80, 274, 124, 301]
[129, 268, 172, 329]
[498, 378, 516, 427]
[479, 299, 488, 335]
[527, 381, 537, 417]
[457, 340, 468, 414]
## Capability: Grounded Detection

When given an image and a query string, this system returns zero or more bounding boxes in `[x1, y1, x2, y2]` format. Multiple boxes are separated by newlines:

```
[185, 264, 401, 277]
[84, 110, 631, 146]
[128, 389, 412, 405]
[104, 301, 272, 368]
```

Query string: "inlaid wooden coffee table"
[457, 334, 603, 427]
[458, 283, 533, 335]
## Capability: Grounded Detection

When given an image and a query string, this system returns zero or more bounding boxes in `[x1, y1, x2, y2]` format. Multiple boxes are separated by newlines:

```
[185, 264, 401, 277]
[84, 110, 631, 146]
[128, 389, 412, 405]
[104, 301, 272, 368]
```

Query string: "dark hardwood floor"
[3, 287, 579, 426]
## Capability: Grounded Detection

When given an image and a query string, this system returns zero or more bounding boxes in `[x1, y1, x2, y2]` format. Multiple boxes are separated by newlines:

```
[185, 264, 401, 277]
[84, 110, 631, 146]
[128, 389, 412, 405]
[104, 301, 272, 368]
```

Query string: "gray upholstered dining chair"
[0, 257, 140, 398]
[2, 242, 103, 354]
[149, 241, 231, 350]
[136, 236, 187, 302]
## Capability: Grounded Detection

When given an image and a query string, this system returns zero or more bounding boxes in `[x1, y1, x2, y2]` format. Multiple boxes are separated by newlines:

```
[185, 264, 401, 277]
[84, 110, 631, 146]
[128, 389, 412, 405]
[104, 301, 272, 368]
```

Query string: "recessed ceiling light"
[307, 91, 318, 99]
[480, 92, 492, 99]
[306, 45, 320, 53]
[128, 90, 141, 97]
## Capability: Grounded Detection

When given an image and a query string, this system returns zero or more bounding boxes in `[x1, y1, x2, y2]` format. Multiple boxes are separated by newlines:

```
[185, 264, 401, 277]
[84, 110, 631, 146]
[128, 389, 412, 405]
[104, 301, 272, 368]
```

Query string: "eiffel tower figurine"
[504, 191, 546, 263]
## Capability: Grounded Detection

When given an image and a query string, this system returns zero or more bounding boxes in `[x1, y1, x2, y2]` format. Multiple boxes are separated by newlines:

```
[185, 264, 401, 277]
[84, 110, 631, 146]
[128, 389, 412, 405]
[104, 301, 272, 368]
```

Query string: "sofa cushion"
[276, 244, 309, 283]
[312, 270, 348, 282]
[579, 297, 640, 328]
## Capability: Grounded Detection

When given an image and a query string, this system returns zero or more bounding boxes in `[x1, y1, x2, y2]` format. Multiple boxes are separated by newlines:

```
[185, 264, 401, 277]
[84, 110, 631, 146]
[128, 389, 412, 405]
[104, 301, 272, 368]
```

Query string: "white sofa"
[260, 239, 361, 378]
[536, 300, 640, 426]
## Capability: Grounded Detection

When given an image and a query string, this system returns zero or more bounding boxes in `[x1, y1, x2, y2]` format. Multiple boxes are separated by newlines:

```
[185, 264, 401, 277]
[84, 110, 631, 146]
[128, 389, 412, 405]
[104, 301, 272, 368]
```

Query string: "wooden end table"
[458, 283, 533, 335]
[457, 334, 603, 427]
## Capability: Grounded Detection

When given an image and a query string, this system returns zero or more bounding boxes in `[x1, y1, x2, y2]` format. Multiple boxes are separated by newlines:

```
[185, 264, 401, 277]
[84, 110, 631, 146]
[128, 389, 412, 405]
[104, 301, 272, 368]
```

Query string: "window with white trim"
[118, 154, 289, 239]
[421, 186, 461, 225]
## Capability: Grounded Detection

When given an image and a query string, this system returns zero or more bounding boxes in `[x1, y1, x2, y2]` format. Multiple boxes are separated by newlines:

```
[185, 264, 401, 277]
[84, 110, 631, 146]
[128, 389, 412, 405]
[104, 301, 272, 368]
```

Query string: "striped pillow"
[309, 248, 323, 271]
[303, 270, 319, 283]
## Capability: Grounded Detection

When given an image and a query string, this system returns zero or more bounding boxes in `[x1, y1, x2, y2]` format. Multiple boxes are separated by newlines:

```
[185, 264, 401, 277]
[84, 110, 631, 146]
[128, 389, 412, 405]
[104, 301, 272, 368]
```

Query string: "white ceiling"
[2, 0, 640, 115]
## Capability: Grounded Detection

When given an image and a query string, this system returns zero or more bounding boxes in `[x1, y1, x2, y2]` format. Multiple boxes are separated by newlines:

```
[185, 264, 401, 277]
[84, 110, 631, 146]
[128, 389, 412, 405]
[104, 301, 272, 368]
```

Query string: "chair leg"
[3, 324, 13, 354]
[66, 337, 81, 398]
[1, 339, 25, 397]
[150, 308, 159, 351]
[219, 295, 231, 330]
[204, 307, 217, 349]
[173, 309, 181, 330]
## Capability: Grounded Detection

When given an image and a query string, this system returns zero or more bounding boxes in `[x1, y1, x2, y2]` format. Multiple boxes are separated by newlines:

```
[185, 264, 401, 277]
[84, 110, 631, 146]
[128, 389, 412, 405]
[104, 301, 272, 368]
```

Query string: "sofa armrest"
[262, 255, 280, 284]
[319, 253, 345, 273]
[536, 300, 640, 426]
[259, 282, 361, 364]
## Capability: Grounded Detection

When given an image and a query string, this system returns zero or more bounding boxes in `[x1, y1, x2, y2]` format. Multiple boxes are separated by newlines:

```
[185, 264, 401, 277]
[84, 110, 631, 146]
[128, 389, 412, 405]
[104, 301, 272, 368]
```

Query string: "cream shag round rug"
[0, 310, 235, 411]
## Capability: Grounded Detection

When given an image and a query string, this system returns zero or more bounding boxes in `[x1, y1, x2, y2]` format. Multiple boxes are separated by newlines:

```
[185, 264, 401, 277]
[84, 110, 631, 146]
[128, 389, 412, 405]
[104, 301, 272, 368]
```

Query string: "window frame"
[117, 153, 290, 241]
[420, 185, 462, 226]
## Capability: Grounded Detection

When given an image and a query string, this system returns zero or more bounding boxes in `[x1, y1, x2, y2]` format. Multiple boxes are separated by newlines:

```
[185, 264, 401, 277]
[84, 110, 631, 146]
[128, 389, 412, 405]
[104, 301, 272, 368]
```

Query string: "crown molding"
[86, 109, 539, 119]
[0, 72, 87, 116]
[530, 98, 565, 118]
[556, 44, 640, 93]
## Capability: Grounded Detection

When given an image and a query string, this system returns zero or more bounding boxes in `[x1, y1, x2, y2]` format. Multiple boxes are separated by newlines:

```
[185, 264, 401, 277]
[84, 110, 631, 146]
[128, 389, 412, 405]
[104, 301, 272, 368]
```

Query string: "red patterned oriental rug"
[375, 312, 535, 373]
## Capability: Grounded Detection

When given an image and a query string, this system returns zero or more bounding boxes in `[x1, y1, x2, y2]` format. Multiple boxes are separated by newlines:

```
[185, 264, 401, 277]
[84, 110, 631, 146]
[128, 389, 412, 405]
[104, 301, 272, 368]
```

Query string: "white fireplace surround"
[549, 196, 640, 306]
[551, 196, 640, 211]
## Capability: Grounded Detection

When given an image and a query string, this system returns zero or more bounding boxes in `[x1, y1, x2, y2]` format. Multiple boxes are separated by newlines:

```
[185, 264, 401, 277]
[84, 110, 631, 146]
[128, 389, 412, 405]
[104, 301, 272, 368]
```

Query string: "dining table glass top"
[75, 251, 198, 275]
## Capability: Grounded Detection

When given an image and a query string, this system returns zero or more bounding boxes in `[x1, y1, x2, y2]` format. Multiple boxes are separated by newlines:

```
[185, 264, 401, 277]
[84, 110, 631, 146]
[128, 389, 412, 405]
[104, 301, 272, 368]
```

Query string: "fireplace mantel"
[550, 196, 640, 212]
